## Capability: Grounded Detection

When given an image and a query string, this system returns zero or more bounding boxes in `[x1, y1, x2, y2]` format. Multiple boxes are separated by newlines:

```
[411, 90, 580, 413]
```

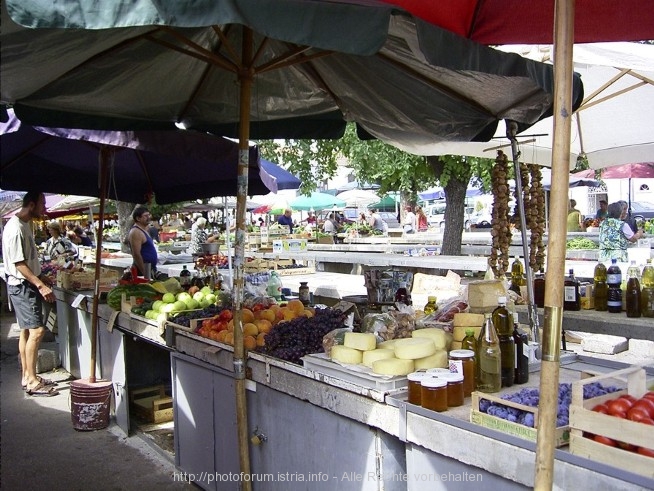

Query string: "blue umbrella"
[259, 160, 301, 191]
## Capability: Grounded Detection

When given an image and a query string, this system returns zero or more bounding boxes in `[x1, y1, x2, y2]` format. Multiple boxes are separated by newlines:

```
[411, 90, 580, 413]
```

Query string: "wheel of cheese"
[362, 349, 395, 368]
[393, 338, 437, 360]
[372, 357, 415, 376]
[453, 312, 485, 327]
[377, 339, 399, 350]
[411, 328, 451, 350]
[344, 332, 377, 351]
[413, 349, 448, 369]
[331, 345, 363, 364]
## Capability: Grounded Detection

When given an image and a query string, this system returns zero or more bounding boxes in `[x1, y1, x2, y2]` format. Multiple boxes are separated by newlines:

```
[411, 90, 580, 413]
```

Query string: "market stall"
[48, 277, 653, 490]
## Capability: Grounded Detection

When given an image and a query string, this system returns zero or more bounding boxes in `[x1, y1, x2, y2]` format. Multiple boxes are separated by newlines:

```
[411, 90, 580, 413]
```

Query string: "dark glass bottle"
[626, 261, 641, 318]
[512, 313, 529, 385]
[179, 264, 191, 290]
[593, 261, 608, 311]
[394, 282, 411, 305]
[563, 269, 581, 311]
[509, 256, 525, 295]
[477, 313, 501, 393]
[607, 259, 623, 314]
[533, 269, 545, 308]
[641, 259, 654, 317]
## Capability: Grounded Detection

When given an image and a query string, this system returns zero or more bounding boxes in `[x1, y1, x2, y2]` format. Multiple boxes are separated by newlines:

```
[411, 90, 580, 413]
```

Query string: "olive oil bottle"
[477, 313, 501, 393]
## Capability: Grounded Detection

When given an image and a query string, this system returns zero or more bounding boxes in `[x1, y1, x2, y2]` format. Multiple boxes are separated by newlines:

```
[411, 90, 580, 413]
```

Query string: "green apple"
[145, 309, 156, 319]
[199, 297, 211, 309]
[200, 286, 212, 295]
[172, 300, 186, 312]
[161, 303, 176, 313]
[162, 292, 176, 303]
[184, 298, 199, 310]
[193, 291, 205, 302]
[152, 300, 163, 312]
[204, 293, 217, 305]
[176, 292, 192, 303]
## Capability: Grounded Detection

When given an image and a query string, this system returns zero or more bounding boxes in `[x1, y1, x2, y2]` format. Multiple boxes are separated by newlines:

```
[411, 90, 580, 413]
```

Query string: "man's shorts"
[8, 282, 44, 329]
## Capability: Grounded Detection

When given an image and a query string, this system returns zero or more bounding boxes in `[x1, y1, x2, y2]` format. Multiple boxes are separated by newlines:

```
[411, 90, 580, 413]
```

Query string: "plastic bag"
[322, 327, 352, 357]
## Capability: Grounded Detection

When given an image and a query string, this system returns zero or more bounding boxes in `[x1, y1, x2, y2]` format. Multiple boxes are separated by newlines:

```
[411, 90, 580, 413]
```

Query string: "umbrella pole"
[534, 1, 575, 489]
[506, 122, 539, 343]
[89, 146, 110, 383]
[233, 27, 254, 489]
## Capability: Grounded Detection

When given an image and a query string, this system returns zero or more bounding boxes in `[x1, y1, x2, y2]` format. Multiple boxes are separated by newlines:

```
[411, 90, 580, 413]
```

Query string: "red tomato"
[637, 446, 654, 457]
[627, 406, 650, 422]
[638, 417, 654, 425]
[633, 398, 654, 418]
[617, 441, 636, 451]
[593, 435, 616, 446]
[642, 392, 654, 401]
[607, 398, 632, 417]
[618, 394, 636, 407]
[591, 403, 609, 414]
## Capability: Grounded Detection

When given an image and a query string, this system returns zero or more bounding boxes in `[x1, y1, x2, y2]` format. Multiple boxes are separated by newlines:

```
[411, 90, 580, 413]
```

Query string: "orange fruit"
[216, 330, 228, 343]
[224, 331, 234, 345]
[244, 335, 257, 350]
[256, 332, 266, 347]
[243, 322, 259, 337]
[227, 319, 234, 332]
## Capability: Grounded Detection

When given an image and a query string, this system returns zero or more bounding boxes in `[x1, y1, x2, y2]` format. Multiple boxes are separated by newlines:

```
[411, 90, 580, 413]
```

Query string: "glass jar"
[421, 378, 448, 412]
[436, 372, 465, 407]
[299, 282, 310, 306]
[407, 371, 429, 405]
[448, 349, 476, 397]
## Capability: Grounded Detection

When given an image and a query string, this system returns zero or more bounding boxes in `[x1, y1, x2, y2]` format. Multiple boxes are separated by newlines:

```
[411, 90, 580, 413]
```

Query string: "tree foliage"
[257, 123, 497, 255]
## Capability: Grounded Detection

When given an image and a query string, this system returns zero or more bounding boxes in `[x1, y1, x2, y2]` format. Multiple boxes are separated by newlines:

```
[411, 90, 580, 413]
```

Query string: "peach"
[259, 309, 276, 323]
[241, 308, 255, 323]
[243, 322, 259, 337]
[287, 299, 305, 314]
[216, 330, 228, 343]
[244, 335, 257, 350]
[255, 319, 272, 334]
[224, 332, 234, 346]
[256, 332, 266, 347]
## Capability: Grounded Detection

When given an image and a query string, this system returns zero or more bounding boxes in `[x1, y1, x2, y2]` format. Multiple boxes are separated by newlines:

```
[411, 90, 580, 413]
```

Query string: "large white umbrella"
[336, 189, 379, 208]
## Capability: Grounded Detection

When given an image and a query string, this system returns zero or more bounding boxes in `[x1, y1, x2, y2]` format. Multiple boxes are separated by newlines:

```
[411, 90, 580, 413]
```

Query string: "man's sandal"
[26, 381, 59, 397]
[22, 376, 57, 391]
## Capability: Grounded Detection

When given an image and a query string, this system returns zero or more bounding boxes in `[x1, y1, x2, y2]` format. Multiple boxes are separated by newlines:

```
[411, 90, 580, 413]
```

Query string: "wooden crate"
[130, 386, 173, 424]
[569, 366, 654, 478]
[57, 268, 120, 290]
[276, 266, 316, 276]
[244, 258, 277, 273]
[470, 391, 570, 447]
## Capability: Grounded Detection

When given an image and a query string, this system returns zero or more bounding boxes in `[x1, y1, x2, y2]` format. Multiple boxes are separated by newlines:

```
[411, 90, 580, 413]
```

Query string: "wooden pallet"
[130, 385, 173, 424]
[569, 366, 653, 478]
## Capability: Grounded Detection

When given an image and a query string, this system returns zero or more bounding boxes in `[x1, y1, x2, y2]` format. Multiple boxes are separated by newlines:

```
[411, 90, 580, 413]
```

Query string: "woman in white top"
[44, 221, 77, 259]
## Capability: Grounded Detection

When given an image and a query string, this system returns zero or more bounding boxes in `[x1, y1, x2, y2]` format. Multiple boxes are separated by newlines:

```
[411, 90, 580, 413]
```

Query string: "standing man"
[277, 208, 294, 233]
[128, 205, 158, 278]
[2, 192, 59, 396]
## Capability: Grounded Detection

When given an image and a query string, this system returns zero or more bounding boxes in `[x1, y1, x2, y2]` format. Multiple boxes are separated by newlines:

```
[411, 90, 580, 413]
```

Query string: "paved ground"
[0, 310, 194, 491]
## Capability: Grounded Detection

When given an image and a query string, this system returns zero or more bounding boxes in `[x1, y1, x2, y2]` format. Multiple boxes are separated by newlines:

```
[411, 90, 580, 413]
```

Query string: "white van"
[424, 203, 475, 229]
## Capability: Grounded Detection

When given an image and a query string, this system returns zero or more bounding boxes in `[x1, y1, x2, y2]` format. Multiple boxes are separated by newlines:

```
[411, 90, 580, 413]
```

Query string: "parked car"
[425, 203, 475, 229]
[629, 201, 654, 220]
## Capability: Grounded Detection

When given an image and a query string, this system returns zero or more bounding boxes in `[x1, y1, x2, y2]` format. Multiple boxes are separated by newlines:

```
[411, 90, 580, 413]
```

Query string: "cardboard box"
[569, 366, 653, 478]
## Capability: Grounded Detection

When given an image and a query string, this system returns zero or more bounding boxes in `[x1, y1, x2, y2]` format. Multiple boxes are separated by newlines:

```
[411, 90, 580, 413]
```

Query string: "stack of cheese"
[450, 312, 485, 350]
[330, 330, 451, 376]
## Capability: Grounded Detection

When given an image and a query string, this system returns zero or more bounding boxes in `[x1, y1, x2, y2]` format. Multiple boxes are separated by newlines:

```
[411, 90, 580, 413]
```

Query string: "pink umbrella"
[601, 163, 654, 213]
